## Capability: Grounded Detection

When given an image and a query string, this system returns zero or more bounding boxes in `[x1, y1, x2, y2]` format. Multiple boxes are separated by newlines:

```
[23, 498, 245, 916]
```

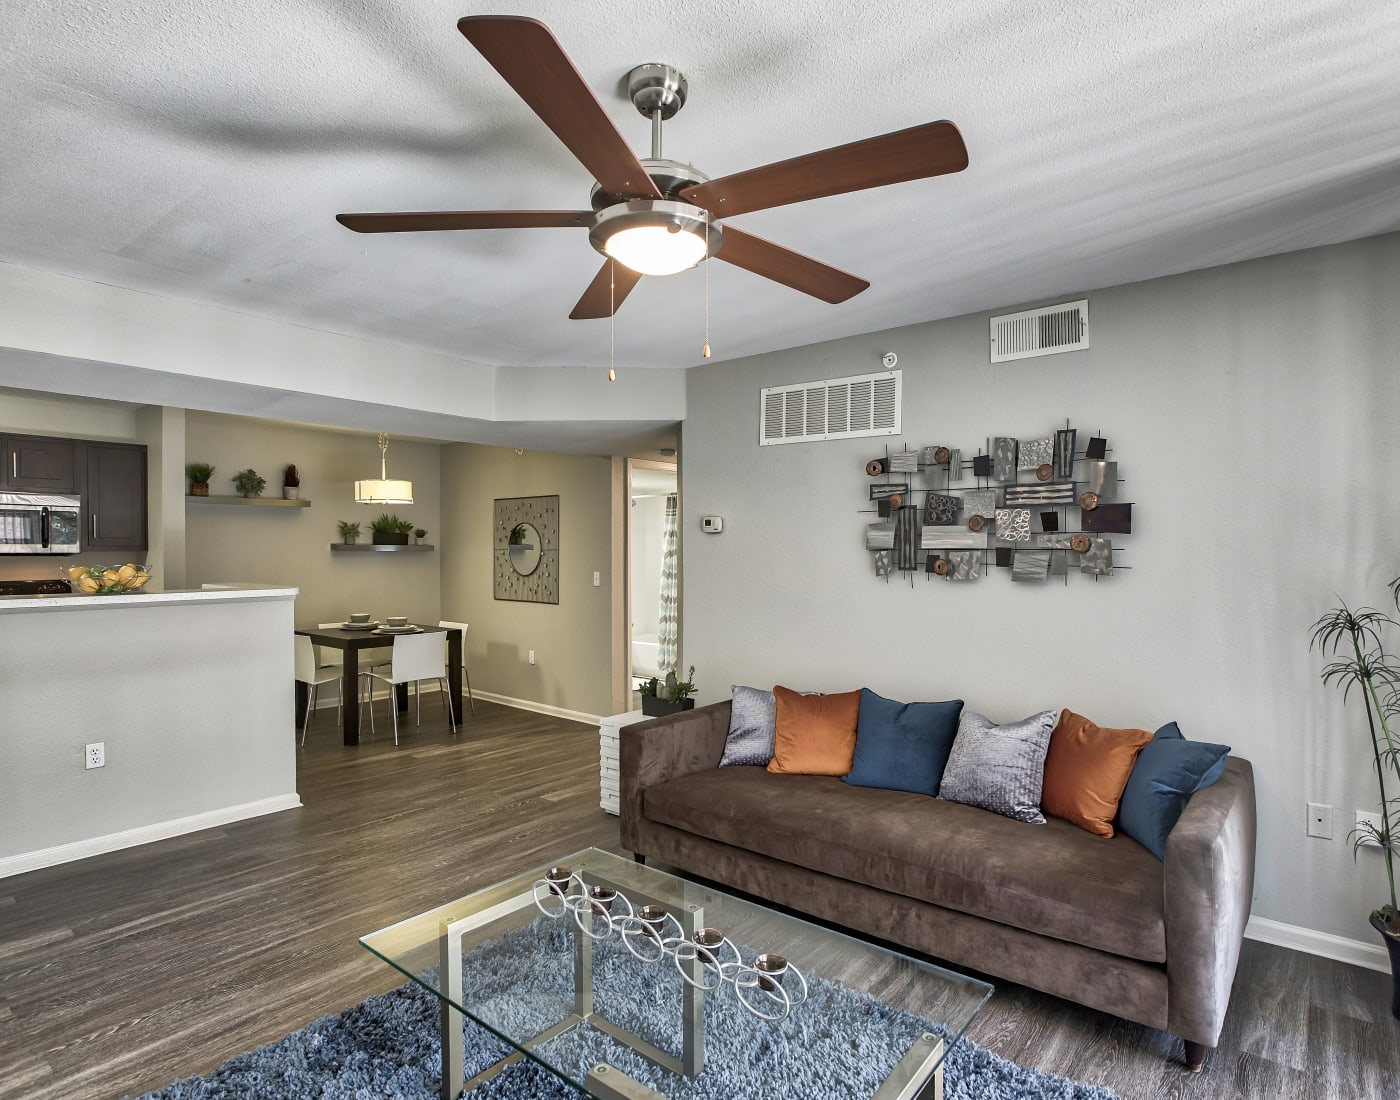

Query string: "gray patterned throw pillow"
[719, 685, 777, 767]
[938, 709, 1061, 823]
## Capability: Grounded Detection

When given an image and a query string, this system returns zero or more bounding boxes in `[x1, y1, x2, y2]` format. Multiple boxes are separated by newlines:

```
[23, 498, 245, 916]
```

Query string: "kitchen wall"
[183, 412, 441, 629]
[682, 231, 1400, 951]
[440, 443, 616, 720]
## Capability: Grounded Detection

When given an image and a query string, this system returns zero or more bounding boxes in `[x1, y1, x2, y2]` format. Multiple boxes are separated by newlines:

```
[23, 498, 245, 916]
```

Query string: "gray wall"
[440, 443, 615, 719]
[682, 231, 1400, 946]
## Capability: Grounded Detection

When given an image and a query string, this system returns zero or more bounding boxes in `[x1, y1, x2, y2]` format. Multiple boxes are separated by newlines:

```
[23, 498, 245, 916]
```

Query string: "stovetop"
[0, 578, 72, 596]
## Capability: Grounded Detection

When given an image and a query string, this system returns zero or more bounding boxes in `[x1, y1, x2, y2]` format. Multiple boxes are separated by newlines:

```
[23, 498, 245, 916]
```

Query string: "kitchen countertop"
[0, 584, 298, 612]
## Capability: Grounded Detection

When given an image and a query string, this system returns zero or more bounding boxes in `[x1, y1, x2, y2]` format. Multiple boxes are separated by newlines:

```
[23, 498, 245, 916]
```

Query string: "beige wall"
[183, 412, 441, 629]
[441, 443, 615, 719]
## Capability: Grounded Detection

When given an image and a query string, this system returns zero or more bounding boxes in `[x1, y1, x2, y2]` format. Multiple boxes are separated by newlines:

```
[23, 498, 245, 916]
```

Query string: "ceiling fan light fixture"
[590, 199, 720, 277]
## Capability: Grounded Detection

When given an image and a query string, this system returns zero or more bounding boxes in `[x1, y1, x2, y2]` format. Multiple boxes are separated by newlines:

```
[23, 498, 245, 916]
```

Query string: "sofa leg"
[632, 853, 646, 865]
[1182, 1040, 1206, 1073]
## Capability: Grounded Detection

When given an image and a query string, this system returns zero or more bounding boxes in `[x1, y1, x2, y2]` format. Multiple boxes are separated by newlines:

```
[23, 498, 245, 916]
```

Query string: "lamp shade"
[354, 478, 414, 505]
[603, 224, 707, 277]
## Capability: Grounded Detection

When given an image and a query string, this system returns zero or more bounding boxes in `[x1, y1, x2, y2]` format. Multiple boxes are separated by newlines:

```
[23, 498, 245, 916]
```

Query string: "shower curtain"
[657, 493, 680, 672]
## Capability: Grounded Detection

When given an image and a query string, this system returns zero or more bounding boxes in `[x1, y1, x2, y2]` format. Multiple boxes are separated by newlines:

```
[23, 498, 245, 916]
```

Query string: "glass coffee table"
[360, 848, 992, 1100]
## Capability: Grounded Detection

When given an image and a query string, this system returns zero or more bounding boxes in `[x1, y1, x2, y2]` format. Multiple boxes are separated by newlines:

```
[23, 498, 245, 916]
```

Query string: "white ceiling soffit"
[2, 1, 1399, 376]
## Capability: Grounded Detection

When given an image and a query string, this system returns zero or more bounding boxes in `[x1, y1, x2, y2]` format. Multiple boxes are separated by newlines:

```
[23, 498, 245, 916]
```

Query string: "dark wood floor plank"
[1, 701, 1396, 1100]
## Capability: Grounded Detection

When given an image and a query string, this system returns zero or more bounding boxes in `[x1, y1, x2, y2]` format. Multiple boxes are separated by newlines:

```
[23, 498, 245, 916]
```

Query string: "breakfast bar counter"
[0, 585, 302, 878]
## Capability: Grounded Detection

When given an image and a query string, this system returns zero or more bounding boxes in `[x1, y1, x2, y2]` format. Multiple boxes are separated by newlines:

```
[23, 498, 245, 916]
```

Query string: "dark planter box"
[641, 697, 696, 718]
[372, 531, 410, 545]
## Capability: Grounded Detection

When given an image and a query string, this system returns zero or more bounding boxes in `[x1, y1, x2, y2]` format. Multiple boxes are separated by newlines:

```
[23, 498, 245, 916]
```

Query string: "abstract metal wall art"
[859, 421, 1133, 588]
[494, 495, 560, 603]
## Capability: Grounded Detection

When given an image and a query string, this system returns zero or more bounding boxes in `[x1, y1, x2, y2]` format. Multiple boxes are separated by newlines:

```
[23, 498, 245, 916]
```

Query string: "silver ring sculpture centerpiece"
[534, 868, 810, 1021]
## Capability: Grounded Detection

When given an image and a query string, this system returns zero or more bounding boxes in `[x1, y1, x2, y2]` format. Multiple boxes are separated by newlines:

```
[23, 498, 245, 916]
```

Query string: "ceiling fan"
[337, 15, 969, 320]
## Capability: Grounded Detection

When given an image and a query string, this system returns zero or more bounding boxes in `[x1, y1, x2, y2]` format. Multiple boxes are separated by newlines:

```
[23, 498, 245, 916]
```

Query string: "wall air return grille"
[990, 299, 1089, 362]
[760, 370, 901, 446]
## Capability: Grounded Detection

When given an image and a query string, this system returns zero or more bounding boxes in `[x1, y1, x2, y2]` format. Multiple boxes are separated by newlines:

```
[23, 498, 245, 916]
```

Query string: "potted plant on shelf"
[185, 462, 215, 497]
[283, 464, 301, 500]
[233, 469, 266, 498]
[641, 666, 698, 718]
[370, 513, 415, 545]
[414, 527, 427, 545]
[1310, 577, 1400, 1018]
[337, 520, 361, 545]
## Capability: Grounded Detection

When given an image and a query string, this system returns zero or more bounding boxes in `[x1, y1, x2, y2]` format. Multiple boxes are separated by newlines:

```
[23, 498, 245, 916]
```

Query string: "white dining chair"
[294, 634, 342, 746]
[361, 631, 457, 744]
[438, 620, 476, 716]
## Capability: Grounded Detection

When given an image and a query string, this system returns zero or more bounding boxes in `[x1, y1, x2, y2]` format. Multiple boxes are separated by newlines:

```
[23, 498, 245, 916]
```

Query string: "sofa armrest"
[1163, 755, 1256, 1047]
[619, 700, 731, 854]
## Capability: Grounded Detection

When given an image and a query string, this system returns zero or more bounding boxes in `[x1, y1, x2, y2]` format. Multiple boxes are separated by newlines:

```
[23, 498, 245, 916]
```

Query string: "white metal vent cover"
[760, 370, 901, 446]
[990, 299, 1089, 362]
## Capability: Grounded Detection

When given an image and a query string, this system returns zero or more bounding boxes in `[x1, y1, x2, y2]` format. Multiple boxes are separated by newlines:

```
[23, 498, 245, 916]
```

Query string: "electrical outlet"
[1356, 810, 1384, 847]
[593, 571, 601, 587]
[1306, 802, 1333, 839]
[85, 742, 105, 770]
[528, 649, 536, 665]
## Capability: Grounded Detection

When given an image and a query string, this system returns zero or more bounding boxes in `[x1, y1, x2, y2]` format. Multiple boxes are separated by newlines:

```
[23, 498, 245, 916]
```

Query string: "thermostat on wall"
[701, 515, 723, 533]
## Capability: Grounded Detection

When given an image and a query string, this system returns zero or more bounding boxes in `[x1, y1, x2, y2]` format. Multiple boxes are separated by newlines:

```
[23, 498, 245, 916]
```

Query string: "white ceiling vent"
[990, 299, 1089, 362]
[760, 370, 901, 446]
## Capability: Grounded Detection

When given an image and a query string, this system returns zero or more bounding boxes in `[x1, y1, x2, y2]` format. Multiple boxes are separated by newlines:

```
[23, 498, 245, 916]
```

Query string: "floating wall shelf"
[330, 543, 435, 553]
[187, 495, 311, 508]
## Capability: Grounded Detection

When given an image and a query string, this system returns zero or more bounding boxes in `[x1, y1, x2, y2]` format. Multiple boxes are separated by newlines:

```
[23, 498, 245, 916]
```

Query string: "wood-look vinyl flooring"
[0, 702, 1395, 1099]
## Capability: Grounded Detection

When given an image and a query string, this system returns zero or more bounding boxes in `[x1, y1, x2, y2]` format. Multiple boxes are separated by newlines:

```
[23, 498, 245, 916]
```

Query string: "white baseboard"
[472, 689, 601, 727]
[0, 794, 303, 880]
[1245, 915, 1390, 973]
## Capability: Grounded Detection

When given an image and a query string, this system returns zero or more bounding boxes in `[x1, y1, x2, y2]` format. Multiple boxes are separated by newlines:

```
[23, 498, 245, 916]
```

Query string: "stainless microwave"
[0, 492, 81, 554]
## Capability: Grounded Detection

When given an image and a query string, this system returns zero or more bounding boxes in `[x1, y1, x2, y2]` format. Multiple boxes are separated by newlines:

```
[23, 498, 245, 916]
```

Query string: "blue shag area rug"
[136, 917, 1118, 1099]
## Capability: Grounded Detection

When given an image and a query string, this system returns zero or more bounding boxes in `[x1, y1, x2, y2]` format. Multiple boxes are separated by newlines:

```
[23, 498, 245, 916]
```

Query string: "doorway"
[627, 459, 678, 691]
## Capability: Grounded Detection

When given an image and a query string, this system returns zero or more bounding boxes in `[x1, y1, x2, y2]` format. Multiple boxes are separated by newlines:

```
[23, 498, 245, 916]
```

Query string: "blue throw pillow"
[1117, 722, 1230, 860]
[844, 689, 964, 797]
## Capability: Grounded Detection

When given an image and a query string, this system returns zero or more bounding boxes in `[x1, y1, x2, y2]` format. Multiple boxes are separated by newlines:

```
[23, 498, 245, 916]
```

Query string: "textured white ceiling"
[3, 0, 1399, 373]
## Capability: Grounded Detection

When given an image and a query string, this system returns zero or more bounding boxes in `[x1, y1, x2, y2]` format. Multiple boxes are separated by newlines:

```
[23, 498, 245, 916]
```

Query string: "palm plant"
[1310, 585, 1400, 931]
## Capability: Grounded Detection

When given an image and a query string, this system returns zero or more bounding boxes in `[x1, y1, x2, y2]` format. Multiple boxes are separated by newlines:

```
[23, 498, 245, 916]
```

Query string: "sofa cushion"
[766, 685, 861, 776]
[1118, 722, 1231, 860]
[844, 689, 963, 797]
[719, 685, 777, 767]
[643, 766, 1166, 963]
[938, 708, 1060, 823]
[1041, 710, 1154, 838]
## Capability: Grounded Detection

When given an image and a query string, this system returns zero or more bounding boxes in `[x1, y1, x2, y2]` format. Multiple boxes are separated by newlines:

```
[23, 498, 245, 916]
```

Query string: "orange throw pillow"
[766, 686, 861, 776]
[1041, 710, 1153, 837]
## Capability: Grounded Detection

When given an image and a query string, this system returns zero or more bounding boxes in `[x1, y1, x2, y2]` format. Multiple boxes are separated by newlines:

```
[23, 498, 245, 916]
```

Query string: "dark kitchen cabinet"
[2, 434, 76, 492]
[83, 442, 148, 552]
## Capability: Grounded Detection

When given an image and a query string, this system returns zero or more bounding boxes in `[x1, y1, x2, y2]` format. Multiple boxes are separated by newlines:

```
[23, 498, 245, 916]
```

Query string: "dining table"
[294, 624, 463, 746]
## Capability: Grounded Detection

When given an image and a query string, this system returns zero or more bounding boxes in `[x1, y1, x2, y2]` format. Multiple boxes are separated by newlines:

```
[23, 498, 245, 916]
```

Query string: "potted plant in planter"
[370, 513, 415, 545]
[185, 462, 215, 497]
[233, 469, 266, 498]
[283, 464, 301, 500]
[641, 666, 698, 718]
[1310, 578, 1400, 1017]
[414, 527, 427, 545]
[337, 520, 361, 545]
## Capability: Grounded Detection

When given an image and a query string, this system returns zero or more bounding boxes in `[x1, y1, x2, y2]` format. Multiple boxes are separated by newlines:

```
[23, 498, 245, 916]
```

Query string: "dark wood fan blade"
[336, 211, 591, 233]
[458, 16, 661, 200]
[715, 227, 868, 304]
[682, 120, 968, 218]
[570, 260, 644, 319]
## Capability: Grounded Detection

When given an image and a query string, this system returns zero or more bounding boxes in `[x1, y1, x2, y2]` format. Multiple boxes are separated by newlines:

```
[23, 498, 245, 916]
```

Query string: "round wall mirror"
[508, 522, 543, 576]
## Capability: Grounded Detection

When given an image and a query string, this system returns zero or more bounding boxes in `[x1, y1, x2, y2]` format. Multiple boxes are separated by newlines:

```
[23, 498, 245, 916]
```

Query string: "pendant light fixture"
[355, 433, 413, 505]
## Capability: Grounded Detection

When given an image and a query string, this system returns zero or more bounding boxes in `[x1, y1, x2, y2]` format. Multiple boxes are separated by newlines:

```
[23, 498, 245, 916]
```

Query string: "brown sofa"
[619, 700, 1257, 1071]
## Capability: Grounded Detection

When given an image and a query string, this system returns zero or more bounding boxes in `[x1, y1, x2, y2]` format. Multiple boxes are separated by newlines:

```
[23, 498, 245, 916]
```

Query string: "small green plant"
[414, 527, 427, 540]
[1310, 579, 1400, 937]
[283, 464, 300, 488]
[664, 666, 698, 703]
[337, 520, 361, 542]
[185, 462, 215, 484]
[638, 677, 659, 698]
[509, 523, 531, 544]
[370, 513, 415, 534]
[233, 469, 266, 497]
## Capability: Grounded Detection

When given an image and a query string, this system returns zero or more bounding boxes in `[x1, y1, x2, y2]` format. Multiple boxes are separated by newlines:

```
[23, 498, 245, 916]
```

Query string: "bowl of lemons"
[66, 563, 152, 595]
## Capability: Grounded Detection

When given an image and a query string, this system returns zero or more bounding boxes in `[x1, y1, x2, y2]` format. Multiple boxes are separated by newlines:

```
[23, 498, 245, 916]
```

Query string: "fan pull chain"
[702, 219, 711, 359]
[608, 259, 616, 382]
